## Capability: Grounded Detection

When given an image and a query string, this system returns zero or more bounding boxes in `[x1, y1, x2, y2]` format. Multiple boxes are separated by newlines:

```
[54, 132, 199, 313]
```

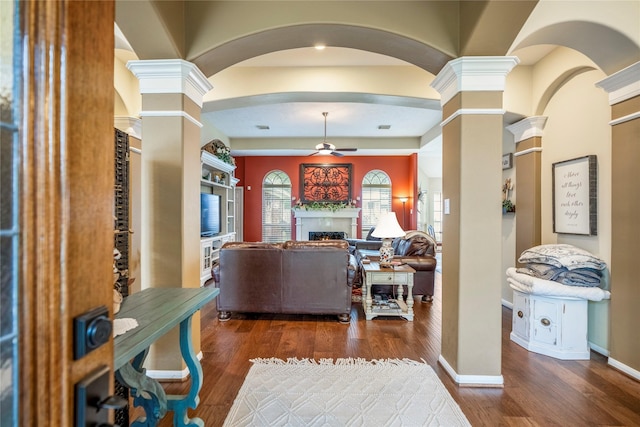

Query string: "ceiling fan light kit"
[310, 112, 357, 157]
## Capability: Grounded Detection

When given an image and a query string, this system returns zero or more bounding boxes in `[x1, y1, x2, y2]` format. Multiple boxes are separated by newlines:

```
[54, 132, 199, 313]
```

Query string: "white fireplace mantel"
[293, 208, 361, 240]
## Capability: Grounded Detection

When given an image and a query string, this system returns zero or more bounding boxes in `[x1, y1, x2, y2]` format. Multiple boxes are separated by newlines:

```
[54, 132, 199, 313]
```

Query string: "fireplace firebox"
[309, 231, 347, 241]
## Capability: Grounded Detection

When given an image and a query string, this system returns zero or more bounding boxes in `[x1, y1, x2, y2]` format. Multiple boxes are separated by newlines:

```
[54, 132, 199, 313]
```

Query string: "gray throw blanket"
[517, 262, 602, 287]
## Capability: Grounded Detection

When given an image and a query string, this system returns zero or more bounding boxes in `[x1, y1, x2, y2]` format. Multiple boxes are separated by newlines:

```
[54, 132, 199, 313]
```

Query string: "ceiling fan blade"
[308, 151, 319, 156]
[335, 148, 357, 152]
[331, 151, 345, 157]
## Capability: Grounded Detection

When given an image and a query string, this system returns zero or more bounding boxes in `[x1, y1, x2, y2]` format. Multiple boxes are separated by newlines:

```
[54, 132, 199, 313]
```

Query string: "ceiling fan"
[310, 112, 357, 157]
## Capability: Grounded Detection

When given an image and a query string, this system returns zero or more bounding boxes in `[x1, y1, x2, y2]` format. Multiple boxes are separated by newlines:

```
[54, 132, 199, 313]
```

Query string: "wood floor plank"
[132, 272, 640, 426]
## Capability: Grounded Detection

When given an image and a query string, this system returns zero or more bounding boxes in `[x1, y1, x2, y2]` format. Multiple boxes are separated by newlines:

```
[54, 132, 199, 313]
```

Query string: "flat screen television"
[200, 193, 221, 237]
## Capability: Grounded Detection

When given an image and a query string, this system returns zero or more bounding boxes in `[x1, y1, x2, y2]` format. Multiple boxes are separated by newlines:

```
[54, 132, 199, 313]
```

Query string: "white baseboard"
[608, 357, 640, 381]
[501, 299, 513, 310]
[438, 355, 504, 387]
[588, 342, 610, 357]
[146, 351, 204, 381]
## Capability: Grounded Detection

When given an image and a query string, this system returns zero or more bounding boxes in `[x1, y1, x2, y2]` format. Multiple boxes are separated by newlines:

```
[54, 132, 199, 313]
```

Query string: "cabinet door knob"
[540, 318, 551, 326]
[517, 310, 523, 318]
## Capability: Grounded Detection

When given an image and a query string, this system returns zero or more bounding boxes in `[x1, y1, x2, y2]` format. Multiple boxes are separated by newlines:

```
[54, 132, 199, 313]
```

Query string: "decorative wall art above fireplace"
[300, 163, 352, 204]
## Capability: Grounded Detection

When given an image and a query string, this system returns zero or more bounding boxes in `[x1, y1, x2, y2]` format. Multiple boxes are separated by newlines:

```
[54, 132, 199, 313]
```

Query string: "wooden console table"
[362, 262, 415, 321]
[114, 287, 219, 427]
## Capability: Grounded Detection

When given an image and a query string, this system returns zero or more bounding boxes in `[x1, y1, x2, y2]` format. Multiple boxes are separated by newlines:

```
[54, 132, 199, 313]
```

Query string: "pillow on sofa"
[393, 235, 430, 256]
[518, 244, 606, 270]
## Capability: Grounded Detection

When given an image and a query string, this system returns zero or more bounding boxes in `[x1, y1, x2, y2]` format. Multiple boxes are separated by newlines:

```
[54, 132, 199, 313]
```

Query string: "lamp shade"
[371, 212, 405, 239]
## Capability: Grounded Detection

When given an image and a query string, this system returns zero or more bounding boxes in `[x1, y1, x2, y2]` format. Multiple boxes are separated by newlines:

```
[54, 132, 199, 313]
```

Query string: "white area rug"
[223, 358, 471, 427]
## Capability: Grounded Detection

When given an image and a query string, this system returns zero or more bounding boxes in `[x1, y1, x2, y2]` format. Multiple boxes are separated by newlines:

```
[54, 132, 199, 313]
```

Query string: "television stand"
[200, 233, 235, 286]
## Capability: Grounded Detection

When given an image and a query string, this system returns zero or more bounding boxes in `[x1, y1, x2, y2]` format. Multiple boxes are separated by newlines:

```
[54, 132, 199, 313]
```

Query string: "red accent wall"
[234, 154, 417, 242]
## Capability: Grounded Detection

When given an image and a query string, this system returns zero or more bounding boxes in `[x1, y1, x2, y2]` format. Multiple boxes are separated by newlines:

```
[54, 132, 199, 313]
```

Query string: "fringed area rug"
[223, 358, 471, 427]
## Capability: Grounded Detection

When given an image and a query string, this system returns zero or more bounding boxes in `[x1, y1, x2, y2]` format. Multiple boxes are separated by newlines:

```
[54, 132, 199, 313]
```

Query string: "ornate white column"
[595, 61, 640, 380]
[431, 56, 518, 387]
[506, 116, 547, 261]
[127, 59, 213, 378]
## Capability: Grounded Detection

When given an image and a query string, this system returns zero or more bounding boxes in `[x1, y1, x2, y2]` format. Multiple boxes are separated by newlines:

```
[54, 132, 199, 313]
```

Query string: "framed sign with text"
[552, 155, 597, 235]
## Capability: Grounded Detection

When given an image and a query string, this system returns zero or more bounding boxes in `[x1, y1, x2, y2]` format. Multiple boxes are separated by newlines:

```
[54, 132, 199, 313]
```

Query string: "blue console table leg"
[167, 315, 205, 427]
[115, 348, 168, 427]
[114, 288, 218, 427]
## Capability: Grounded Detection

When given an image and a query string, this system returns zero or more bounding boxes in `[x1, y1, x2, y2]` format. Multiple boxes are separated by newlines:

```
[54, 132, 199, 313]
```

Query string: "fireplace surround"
[293, 208, 360, 241]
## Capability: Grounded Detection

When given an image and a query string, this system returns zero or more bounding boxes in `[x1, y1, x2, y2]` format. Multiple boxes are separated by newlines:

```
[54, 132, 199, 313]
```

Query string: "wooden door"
[17, 1, 115, 425]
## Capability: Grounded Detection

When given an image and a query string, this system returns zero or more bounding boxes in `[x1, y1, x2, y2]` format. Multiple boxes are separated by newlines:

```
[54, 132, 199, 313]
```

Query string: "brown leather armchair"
[355, 230, 438, 302]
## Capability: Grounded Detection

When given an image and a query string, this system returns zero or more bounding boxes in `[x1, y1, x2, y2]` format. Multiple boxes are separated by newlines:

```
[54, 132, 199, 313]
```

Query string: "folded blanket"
[516, 263, 602, 287]
[507, 268, 610, 301]
[518, 244, 607, 271]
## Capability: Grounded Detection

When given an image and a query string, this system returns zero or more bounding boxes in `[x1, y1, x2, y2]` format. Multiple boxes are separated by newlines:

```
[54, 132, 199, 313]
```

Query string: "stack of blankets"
[506, 244, 611, 301]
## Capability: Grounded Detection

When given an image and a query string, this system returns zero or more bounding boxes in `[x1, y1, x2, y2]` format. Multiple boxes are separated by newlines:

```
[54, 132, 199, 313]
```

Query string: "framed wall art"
[502, 153, 513, 170]
[300, 163, 352, 203]
[552, 155, 597, 235]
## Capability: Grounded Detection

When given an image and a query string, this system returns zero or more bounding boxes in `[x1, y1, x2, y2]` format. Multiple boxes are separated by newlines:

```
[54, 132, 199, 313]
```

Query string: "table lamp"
[371, 212, 405, 267]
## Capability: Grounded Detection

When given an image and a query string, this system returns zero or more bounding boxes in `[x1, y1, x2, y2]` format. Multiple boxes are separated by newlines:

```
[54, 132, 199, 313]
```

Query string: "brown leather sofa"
[352, 230, 438, 302]
[213, 240, 356, 323]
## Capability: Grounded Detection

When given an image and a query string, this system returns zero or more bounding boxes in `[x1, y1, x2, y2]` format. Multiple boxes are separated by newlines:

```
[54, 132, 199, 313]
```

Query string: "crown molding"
[114, 116, 142, 139]
[139, 110, 203, 128]
[514, 147, 543, 157]
[610, 111, 640, 126]
[440, 108, 505, 127]
[431, 56, 520, 106]
[126, 59, 213, 107]
[595, 61, 640, 105]
[506, 116, 548, 143]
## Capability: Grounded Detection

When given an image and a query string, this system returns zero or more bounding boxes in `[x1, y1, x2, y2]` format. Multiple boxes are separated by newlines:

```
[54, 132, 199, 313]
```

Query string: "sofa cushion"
[393, 234, 431, 256]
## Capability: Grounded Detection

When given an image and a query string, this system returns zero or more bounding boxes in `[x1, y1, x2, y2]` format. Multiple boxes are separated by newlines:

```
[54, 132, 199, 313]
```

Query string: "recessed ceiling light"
[256, 125, 270, 130]
[314, 44, 326, 51]
[378, 125, 391, 130]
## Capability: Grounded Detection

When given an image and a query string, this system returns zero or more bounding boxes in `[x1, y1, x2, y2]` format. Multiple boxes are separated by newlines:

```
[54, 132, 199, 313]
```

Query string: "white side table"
[362, 262, 415, 321]
[510, 290, 590, 360]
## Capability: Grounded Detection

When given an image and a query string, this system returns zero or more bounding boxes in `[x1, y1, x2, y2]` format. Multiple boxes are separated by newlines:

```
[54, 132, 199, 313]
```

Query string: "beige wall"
[114, 52, 141, 116]
[500, 50, 614, 348]
[539, 69, 612, 350]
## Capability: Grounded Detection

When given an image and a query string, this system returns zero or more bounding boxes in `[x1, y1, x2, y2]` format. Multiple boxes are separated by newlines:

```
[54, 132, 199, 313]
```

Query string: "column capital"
[126, 59, 213, 107]
[431, 56, 520, 105]
[595, 61, 640, 105]
[506, 116, 548, 143]
[114, 116, 142, 139]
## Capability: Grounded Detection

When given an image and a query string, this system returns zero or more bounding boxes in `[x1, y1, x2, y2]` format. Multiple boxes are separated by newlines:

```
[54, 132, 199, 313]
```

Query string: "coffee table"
[361, 261, 415, 321]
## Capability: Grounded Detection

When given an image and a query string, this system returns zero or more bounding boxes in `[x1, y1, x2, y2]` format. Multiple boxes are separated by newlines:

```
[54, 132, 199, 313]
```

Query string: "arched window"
[262, 170, 292, 242]
[361, 170, 392, 237]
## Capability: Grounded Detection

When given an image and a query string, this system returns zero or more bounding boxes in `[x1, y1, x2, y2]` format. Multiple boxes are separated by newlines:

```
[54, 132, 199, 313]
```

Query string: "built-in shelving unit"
[200, 151, 237, 286]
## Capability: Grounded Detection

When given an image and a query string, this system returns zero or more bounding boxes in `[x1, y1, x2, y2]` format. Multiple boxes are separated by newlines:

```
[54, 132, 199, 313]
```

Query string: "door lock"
[74, 305, 112, 359]
[75, 365, 127, 427]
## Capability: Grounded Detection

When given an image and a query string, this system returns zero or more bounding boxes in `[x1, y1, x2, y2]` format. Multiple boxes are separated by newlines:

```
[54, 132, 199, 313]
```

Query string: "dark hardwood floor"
[141, 273, 640, 426]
